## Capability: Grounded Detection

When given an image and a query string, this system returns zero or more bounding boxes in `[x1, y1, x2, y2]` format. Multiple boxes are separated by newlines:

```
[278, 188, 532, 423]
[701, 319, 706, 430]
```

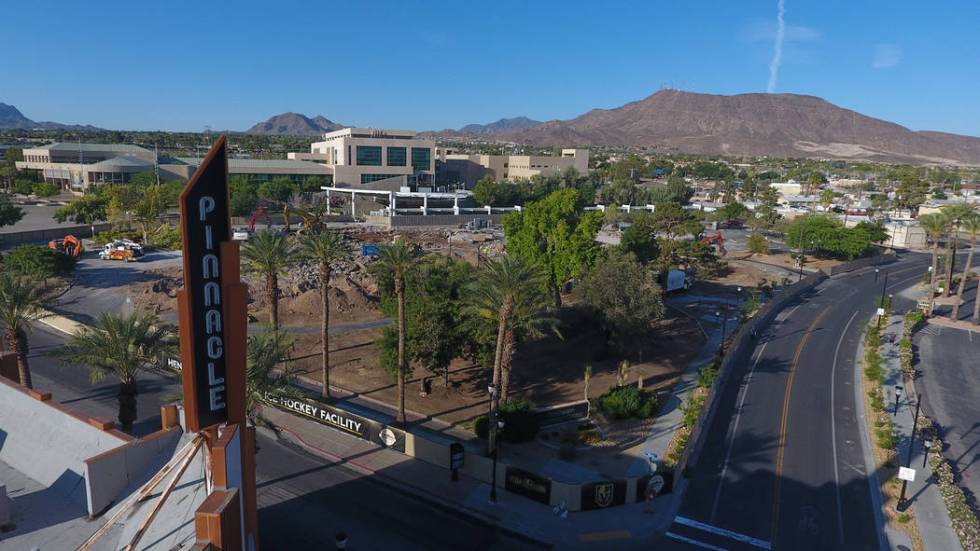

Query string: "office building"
[437, 148, 589, 188]
[16, 143, 161, 189]
[290, 128, 436, 186]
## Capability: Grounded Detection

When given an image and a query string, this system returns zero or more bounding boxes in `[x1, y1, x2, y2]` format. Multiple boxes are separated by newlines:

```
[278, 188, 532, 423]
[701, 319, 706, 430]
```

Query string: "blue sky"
[2, 0, 978, 135]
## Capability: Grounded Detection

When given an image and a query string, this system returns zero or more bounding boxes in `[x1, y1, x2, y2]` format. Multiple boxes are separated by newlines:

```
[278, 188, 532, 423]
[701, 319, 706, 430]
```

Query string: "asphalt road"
[661, 251, 939, 551]
[914, 320, 980, 505]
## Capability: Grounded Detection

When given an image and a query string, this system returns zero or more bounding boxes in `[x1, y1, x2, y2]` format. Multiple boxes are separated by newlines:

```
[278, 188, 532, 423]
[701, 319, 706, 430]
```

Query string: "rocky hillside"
[245, 112, 345, 135]
[0, 102, 101, 130]
[503, 90, 980, 165]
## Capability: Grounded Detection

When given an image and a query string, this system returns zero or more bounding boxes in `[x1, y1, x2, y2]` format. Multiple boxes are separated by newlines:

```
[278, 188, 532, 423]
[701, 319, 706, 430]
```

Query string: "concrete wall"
[83, 427, 181, 515]
[0, 222, 111, 249]
[0, 377, 131, 507]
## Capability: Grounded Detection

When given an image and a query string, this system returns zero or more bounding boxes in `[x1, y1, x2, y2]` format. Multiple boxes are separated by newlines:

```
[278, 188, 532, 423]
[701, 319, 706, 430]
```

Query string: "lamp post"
[893, 385, 903, 416]
[922, 439, 932, 468]
[898, 395, 922, 511]
[487, 383, 499, 503]
[716, 310, 728, 355]
[490, 417, 504, 504]
[875, 267, 880, 283]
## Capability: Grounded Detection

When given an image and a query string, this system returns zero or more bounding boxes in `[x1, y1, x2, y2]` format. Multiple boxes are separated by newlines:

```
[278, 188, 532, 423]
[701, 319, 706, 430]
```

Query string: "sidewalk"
[262, 404, 675, 549]
[880, 314, 963, 551]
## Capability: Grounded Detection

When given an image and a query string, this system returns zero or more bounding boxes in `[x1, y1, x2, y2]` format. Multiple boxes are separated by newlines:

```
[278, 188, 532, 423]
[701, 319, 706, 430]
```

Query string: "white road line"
[830, 310, 858, 546]
[709, 339, 769, 523]
[674, 516, 773, 550]
[665, 531, 729, 551]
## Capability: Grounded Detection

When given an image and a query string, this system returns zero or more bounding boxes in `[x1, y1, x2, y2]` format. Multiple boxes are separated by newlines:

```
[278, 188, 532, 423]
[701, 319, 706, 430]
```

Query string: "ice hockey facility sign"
[264, 393, 406, 452]
[504, 467, 551, 504]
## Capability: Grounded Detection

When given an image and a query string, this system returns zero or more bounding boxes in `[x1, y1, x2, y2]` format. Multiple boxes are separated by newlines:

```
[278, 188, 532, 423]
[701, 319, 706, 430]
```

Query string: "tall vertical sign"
[177, 136, 245, 432]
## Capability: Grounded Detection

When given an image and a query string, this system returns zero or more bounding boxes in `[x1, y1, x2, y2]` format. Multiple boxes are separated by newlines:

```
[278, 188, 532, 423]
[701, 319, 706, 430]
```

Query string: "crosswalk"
[663, 516, 772, 551]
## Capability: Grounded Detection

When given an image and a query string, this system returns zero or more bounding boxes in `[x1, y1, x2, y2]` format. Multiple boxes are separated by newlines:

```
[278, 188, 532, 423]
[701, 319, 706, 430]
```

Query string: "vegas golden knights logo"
[594, 482, 614, 508]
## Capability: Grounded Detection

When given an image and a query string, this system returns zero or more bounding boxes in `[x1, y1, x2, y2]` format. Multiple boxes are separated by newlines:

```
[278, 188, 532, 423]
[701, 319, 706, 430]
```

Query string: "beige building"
[16, 143, 162, 190]
[437, 148, 589, 187]
[289, 128, 435, 186]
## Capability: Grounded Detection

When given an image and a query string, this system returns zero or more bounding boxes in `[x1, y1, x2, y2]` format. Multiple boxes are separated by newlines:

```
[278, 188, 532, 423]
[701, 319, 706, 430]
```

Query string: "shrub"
[474, 399, 540, 443]
[681, 393, 705, 428]
[747, 233, 769, 255]
[32, 182, 60, 197]
[152, 225, 183, 250]
[12, 179, 34, 195]
[4, 245, 76, 278]
[594, 385, 658, 419]
[698, 362, 719, 389]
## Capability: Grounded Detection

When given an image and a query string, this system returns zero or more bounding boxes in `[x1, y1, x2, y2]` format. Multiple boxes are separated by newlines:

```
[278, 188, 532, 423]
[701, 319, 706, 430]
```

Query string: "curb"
[262, 421, 553, 549]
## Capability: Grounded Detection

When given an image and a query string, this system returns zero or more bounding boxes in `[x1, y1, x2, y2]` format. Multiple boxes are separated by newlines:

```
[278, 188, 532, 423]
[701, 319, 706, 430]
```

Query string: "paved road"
[915, 321, 980, 505]
[661, 252, 939, 550]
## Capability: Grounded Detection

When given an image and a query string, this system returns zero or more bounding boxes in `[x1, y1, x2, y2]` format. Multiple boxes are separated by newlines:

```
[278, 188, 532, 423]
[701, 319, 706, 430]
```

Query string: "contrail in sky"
[767, 0, 785, 93]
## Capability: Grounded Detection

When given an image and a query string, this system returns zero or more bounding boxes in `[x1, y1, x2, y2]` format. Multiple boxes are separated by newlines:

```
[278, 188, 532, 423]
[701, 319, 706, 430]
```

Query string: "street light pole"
[893, 386, 903, 416]
[898, 395, 922, 511]
[487, 383, 499, 503]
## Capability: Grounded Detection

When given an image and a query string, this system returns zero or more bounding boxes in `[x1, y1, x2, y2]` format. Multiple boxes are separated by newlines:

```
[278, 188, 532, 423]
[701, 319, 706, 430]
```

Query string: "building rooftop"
[321, 127, 420, 139]
[34, 143, 152, 153]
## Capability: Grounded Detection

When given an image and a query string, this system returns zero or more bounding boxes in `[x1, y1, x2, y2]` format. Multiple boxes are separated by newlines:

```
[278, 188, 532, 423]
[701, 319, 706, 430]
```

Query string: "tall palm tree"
[52, 312, 176, 433]
[376, 241, 416, 426]
[468, 255, 545, 447]
[242, 230, 296, 331]
[952, 215, 980, 322]
[918, 213, 948, 315]
[246, 328, 299, 424]
[0, 273, 49, 389]
[940, 204, 975, 297]
[299, 230, 347, 400]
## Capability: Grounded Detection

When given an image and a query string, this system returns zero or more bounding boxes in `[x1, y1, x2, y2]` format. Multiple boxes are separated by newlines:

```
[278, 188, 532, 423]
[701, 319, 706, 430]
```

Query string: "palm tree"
[246, 328, 299, 424]
[468, 256, 546, 417]
[0, 273, 49, 389]
[242, 230, 296, 331]
[52, 312, 176, 433]
[376, 241, 416, 426]
[952, 214, 979, 322]
[918, 213, 948, 315]
[299, 230, 347, 400]
[940, 204, 975, 297]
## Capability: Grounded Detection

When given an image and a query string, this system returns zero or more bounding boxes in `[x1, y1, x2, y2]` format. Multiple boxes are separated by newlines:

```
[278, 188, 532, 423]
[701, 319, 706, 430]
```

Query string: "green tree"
[374, 241, 417, 426]
[651, 201, 702, 239]
[952, 215, 979, 322]
[241, 230, 296, 330]
[54, 194, 108, 226]
[0, 192, 25, 228]
[52, 312, 176, 433]
[257, 177, 296, 203]
[918, 213, 948, 314]
[718, 202, 750, 223]
[751, 184, 782, 230]
[32, 182, 60, 198]
[0, 274, 49, 388]
[4, 245, 76, 281]
[299, 230, 347, 399]
[132, 184, 168, 245]
[246, 329, 300, 424]
[230, 175, 259, 217]
[502, 189, 602, 309]
[819, 189, 836, 210]
[619, 213, 659, 263]
[806, 172, 827, 196]
[894, 175, 929, 210]
[940, 204, 976, 297]
[576, 250, 664, 358]
[0, 149, 22, 189]
[468, 255, 545, 448]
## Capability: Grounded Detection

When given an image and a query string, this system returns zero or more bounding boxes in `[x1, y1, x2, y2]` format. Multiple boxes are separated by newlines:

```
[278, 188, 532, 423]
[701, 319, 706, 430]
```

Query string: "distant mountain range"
[244, 112, 345, 135]
[0, 102, 102, 131]
[500, 90, 980, 165]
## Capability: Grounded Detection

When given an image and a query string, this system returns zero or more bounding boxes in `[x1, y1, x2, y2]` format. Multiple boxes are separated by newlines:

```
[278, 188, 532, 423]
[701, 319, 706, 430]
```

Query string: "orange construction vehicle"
[699, 231, 726, 256]
[48, 235, 84, 258]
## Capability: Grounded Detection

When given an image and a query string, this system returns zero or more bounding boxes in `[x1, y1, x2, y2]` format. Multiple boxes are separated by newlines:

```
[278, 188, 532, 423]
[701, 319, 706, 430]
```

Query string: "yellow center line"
[771, 305, 829, 544]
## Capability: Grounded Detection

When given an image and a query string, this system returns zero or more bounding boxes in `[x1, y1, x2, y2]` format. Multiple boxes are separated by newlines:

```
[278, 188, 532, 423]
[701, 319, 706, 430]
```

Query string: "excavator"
[699, 231, 727, 256]
[48, 235, 84, 258]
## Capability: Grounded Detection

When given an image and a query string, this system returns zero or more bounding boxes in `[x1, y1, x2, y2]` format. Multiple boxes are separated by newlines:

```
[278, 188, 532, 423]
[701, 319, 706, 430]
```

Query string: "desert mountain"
[246, 112, 344, 135]
[503, 90, 980, 165]
[459, 116, 542, 135]
[0, 102, 102, 131]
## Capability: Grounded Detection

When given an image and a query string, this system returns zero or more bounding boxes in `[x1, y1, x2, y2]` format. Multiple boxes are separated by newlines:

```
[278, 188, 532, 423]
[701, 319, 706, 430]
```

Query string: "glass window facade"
[411, 147, 431, 172]
[387, 147, 407, 166]
[356, 146, 382, 166]
[361, 173, 395, 184]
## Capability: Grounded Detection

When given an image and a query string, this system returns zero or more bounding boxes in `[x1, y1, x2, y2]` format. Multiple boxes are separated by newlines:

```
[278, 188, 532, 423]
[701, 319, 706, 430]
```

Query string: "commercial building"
[436, 148, 589, 188]
[290, 127, 436, 186]
[16, 143, 162, 189]
[172, 157, 333, 183]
